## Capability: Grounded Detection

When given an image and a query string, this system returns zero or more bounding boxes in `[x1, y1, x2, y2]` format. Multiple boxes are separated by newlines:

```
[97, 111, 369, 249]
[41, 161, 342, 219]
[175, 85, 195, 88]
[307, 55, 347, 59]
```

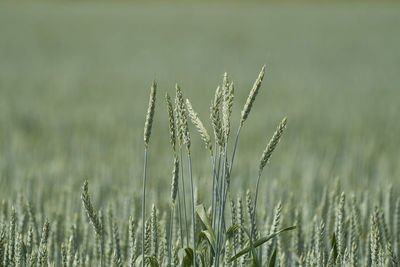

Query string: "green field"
[1, 2, 400, 266]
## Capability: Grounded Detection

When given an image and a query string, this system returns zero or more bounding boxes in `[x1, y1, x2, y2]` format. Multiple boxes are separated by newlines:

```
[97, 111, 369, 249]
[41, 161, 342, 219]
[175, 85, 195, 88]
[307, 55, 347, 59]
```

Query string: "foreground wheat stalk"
[142, 80, 156, 267]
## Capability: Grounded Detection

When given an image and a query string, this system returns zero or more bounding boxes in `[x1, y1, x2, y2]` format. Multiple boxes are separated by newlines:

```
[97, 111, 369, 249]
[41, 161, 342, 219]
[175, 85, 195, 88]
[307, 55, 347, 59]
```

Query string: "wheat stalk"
[142, 80, 157, 267]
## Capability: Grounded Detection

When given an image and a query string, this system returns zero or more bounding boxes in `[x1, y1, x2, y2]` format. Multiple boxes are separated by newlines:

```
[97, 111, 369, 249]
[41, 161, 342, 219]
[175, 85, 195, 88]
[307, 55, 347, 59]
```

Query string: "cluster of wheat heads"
[1, 182, 399, 266]
[0, 67, 397, 267]
[80, 65, 295, 266]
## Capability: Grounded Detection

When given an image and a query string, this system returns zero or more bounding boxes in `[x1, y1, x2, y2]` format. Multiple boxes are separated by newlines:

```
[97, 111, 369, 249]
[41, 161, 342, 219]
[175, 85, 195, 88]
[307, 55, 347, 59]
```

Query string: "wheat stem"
[179, 149, 189, 247]
[187, 153, 196, 267]
[141, 147, 148, 267]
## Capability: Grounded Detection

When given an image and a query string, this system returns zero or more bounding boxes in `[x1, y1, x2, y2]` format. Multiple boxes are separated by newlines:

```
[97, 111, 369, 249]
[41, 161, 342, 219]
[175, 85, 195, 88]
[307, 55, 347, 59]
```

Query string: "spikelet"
[112, 251, 122, 267]
[170, 156, 179, 205]
[222, 74, 234, 140]
[231, 199, 238, 250]
[186, 99, 213, 156]
[61, 243, 67, 267]
[8, 207, 16, 266]
[15, 233, 25, 267]
[240, 65, 266, 127]
[350, 241, 358, 266]
[66, 234, 74, 267]
[224, 239, 232, 267]
[210, 86, 224, 147]
[246, 190, 258, 240]
[113, 222, 121, 263]
[165, 92, 176, 153]
[395, 198, 400, 256]
[144, 80, 157, 148]
[349, 195, 360, 246]
[175, 84, 191, 151]
[37, 219, 50, 267]
[370, 214, 379, 267]
[237, 197, 245, 249]
[150, 205, 158, 258]
[128, 216, 136, 267]
[335, 192, 345, 257]
[29, 250, 37, 267]
[0, 229, 5, 265]
[386, 242, 398, 267]
[144, 219, 151, 256]
[27, 202, 39, 247]
[316, 221, 325, 266]
[377, 208, 390, 244]
[81, 181, 103, 237]
[107, 208, 115, 265]
[259, 117, 287, 176]
[266, 201, 282, 261]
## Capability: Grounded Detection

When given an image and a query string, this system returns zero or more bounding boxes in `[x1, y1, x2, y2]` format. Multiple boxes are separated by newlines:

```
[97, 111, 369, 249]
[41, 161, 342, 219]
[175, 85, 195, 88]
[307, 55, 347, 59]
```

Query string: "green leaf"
[239, 226, 260, 267]
[226, 225, 239, 240]
[195, 204, 217, 254]
[268, 248, 277, 267]
[330, 232, 338, 261]
[195, 205, 216, 238]
[183, 247, 194, 267]
[230, 225, 296, 262]
[197, 230, 216, 252]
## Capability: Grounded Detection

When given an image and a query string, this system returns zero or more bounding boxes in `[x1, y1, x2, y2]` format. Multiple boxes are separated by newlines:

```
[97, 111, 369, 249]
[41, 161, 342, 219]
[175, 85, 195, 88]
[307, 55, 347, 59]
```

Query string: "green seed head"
[259, 117, 287, 176]
[240, 65, 266, 127]
[186, 99, 213, 156]
[144, 80, 157, 148]
[165, 92, 176, 153]
[175, 84, 190, 151]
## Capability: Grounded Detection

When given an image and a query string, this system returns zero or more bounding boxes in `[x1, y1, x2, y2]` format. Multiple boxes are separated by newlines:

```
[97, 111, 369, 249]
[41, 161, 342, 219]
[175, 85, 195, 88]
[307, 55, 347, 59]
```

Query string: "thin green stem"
[253, 173, 263, 264]
[141, 147, 148, 267]
[168, 205, 174, 267]
[228, 126, 242, 176]
[99, 232, 103, 267]
[227, 126, 242, 267]
[176, 180, 184, 248]
[212, 148, 222, 230]
[215, 143, 228, 266]
[210, 144, 217, 227]
[179, 148, 189, 246]
[188, 153, 196, 267]
[253, 174, 262, 220]
[249, 173, 262, 252]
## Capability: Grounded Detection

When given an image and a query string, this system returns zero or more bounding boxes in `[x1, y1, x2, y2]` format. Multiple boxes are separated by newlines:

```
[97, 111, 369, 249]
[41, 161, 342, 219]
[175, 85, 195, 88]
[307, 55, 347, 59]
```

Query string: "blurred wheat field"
[1, 2, 399, 201]
[0, 2, 400, 265]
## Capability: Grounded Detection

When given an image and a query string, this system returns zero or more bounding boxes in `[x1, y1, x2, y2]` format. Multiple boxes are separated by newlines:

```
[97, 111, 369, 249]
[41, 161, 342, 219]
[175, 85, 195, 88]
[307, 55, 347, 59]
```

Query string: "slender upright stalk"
[99, 238, 103, 267]
[142, 80, 156, 267]
[187, 153, 196, 267]
[212, 147, 222, 230]
[210, 144, 217, 225]
[176, 182, 184, 247]
[253, 174, 262, 217]
[141, 148, 148, 267]
[228, 126, 241, 176]
[215, 144, 228, 266]
[227, 126, 242, 267]
[168, 205, 174, 267]
[180, 149, 189, 246]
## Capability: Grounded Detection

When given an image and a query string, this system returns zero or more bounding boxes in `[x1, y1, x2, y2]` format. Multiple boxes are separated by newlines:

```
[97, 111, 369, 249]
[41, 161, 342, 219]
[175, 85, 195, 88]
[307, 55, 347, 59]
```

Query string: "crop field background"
[1, 1, 400, 266]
